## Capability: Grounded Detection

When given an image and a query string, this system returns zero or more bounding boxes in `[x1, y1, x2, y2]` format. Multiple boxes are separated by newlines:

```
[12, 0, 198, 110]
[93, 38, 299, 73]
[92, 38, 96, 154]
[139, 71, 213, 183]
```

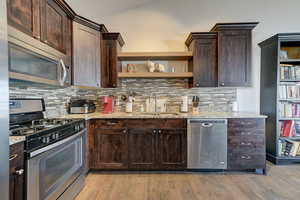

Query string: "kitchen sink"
[142, 112, 180, 116]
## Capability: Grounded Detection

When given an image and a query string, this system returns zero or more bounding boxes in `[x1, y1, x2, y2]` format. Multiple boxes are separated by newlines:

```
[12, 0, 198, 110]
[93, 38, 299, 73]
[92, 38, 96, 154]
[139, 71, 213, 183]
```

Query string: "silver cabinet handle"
[241, 132, 251, 135]
[123, 130, 127, 134]
[9, 154, 18, 161]
[241, 142, 252, 146]
[153, 130, 157, 133]
[15, 169, 24, 175]
[59, 59, 67, 86]
[241, 155, 251, 160]
[158, 130, 162, 134]
[107, 122, 118, 125]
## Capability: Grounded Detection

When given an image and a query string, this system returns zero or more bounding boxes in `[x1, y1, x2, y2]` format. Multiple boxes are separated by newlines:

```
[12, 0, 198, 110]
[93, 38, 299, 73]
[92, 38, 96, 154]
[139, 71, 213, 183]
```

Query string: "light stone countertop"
[60, 112, 267, 120]
[9, 136, 26, 146]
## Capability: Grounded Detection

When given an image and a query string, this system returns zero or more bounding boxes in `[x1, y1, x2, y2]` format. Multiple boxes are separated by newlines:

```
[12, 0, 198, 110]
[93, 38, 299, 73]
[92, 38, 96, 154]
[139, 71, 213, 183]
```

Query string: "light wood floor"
[76, 164, 300, 200]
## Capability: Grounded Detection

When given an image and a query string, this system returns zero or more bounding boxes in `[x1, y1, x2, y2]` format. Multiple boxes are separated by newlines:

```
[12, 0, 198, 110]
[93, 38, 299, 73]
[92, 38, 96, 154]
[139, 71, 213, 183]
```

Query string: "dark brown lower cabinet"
[128, 128, 156, 169]
[227, 118, 266, 173]
[10, 142, 24, 200]
[158, 129, 187, 169]
[89, 119, 187, 170]
[89, 128, 128, 169]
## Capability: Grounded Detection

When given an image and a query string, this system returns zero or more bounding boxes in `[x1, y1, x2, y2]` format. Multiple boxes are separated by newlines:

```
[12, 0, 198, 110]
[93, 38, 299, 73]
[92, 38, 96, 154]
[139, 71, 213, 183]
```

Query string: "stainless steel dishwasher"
[188, 119, 227, 169]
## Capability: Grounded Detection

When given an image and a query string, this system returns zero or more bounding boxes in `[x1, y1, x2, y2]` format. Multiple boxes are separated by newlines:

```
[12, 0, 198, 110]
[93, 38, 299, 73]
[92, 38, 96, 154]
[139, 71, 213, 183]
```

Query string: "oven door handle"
[29, 129, 86, 158]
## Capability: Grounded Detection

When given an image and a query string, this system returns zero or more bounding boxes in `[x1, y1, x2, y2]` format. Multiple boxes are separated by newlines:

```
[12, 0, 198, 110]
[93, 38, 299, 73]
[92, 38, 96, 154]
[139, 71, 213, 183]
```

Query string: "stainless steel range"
[9, 98, 86, 200]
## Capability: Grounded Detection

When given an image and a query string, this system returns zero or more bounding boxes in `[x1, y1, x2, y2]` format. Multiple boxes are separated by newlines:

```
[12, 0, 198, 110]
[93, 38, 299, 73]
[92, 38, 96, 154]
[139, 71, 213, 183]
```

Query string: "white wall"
[67, 0, 300, 112]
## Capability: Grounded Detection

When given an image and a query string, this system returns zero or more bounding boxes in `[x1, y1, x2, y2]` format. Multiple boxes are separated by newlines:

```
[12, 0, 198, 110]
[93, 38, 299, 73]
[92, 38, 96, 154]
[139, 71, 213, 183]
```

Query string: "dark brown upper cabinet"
[73, 21, 101, 87]
[186, 32, 218, 87]
[7, 0, 41, 39]
[211, 22, 258, 87]
[7, 0, 73, 65]
[101, 33, 124, 88]
[40, 0, 72, 54]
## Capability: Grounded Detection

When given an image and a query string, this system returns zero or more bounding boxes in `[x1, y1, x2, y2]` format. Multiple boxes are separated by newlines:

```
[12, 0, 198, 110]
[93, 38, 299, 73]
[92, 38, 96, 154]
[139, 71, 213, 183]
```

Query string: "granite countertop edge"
[60, 112, 268, 120]
[9, 136, 26, 146]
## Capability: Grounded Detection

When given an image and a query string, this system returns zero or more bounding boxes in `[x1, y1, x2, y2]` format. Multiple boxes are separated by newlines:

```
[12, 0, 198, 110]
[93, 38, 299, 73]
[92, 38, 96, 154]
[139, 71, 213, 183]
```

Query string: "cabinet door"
[7, 0, 40, 38]
[193, 38, 218, 87]
[101, 40, 119, 88]
[218, 30, 251, 87]
[158, 129, 187, 169]
[9, 142, 24, 200]
[227, 118, 266, 170]
[128, 128, 157, 169]
[40, 0, 70, 53]
[73, 22, 101, 87]
[90, 128, 128, 169]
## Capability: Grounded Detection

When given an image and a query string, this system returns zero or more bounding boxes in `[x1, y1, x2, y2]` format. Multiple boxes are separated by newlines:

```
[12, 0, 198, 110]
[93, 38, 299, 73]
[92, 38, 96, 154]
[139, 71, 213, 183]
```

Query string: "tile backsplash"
[9, 78, 237, 117]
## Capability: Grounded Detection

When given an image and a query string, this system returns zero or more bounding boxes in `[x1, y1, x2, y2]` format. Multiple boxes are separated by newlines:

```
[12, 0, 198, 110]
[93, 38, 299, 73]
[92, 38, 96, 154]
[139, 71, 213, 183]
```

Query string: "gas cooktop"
[10, 118, 81, 136]
[10, 118, 86, 152]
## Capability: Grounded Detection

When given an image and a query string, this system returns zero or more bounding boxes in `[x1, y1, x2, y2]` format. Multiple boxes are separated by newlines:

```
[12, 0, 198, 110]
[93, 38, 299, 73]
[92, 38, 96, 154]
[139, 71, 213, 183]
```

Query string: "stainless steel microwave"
[8, 26, 71, 86]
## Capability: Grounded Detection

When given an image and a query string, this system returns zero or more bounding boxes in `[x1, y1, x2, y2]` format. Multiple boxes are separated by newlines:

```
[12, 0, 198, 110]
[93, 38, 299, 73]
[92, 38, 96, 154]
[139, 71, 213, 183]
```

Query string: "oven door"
[27, 130, 86, 200]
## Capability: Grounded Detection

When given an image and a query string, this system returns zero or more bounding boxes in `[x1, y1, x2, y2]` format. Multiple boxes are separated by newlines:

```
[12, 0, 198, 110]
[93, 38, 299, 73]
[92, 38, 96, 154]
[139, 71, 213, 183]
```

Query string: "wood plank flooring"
[76, 163, 300, 200]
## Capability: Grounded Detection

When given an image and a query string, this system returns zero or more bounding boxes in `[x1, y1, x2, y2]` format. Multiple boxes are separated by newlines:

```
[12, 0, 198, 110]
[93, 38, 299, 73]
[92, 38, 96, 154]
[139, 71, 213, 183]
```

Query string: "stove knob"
[51, 134, 56, 140]
[80, 123, 85, 129]
[46, 137, 50, 143]
[55, 133, 59, 139]
[41, 137, 47, 144]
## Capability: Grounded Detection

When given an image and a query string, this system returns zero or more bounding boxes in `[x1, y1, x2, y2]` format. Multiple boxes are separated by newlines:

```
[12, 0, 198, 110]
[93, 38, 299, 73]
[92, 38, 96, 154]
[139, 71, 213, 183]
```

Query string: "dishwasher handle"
[201, 123, 213, 128]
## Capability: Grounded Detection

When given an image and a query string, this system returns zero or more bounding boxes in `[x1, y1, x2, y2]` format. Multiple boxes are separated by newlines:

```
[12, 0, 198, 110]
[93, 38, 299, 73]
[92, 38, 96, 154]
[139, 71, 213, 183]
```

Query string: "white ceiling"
[65, 0, 158, 21]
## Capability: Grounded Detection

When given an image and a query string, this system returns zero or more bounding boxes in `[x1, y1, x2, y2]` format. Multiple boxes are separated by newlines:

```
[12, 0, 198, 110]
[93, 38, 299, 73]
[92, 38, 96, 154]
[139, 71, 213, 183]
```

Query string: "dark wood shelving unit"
[259, 33, 300, 164]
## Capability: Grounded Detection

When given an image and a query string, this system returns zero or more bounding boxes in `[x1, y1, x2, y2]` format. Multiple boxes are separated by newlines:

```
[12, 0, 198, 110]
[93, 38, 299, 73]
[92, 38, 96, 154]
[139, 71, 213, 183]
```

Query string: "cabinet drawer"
[91, 119, 126, 129]
[228, 118, 265, 129]
[228, 128, 264, 137]
[126, 119, 187, 129]
[228, 135, 265, 147]
[228, 152, 265, 169]
[9, 142, 24, 171]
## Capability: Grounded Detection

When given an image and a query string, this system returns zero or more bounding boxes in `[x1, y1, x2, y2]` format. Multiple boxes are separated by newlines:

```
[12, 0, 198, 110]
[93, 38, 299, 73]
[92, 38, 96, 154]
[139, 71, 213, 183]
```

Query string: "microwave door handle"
[60, 59, 67, 85]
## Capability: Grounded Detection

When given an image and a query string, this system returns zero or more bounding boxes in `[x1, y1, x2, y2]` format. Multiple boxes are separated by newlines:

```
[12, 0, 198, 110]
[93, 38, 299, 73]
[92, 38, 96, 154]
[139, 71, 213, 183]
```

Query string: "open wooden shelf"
[118, 52, 193, 61]
[118, 72, 193, 78]
[280, 59, 300, 64]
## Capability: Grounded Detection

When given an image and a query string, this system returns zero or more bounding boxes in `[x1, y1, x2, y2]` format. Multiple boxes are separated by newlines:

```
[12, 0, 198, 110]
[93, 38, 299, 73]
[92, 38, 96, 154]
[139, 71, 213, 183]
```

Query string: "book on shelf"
[279, 85, 300, 99]
[280, 64, 300, 80]
[279, 138, 300, 157]
[279, 120, 300, 137]
[279, 102, 300, 117]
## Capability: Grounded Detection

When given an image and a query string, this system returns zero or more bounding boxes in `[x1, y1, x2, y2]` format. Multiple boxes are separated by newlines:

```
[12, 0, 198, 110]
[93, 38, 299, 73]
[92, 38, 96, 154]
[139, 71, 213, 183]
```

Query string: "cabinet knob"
[153, 130, 157, 133]
[123, 130, 127, 134]
[158, 130, 162, 134]
[195, 83, 200, 87]
[34, 35, 41, 39]
[15, 169, 24, 175]
[220, 83, 225, 86]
